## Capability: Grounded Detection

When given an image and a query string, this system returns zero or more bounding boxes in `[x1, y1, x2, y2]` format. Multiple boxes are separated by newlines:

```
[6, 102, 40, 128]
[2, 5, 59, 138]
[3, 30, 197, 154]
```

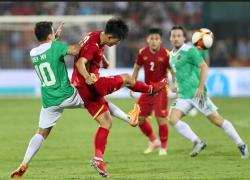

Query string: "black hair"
[104, 18, 129, 40]
[169, 25, 187, 37]
[148, 27, 162, 36]
[34, 21, 53, 42]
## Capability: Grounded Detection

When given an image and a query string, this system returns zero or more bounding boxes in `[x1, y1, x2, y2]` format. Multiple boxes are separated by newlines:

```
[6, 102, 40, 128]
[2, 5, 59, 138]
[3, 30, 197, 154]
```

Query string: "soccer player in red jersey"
[131, 28, 170, 156]
[71, 18, 167, 177]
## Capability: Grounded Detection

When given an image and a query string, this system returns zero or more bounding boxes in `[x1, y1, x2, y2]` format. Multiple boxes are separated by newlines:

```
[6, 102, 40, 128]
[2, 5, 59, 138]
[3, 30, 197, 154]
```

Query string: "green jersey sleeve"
[187, 47, 204, 66]
[198, 49, 209, 60]
[53, 40, 69, 58]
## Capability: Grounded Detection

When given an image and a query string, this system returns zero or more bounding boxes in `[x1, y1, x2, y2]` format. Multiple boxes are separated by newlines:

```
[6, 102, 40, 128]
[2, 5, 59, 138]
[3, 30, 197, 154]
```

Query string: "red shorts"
[76, 75, 124, 118]
[138, 89, 168, 118]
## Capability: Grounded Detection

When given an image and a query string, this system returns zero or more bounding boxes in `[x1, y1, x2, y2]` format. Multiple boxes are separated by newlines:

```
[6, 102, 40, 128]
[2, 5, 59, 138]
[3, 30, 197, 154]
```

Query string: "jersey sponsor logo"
[158, 57, 164, 62]
[143, 56, 148, 60]
[176, 55, 181, 60]
[161, 109, 166, 114]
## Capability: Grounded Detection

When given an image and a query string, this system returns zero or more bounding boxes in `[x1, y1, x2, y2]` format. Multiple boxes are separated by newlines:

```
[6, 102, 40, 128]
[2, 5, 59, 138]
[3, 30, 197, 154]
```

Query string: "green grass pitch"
[0, 97, 249, 179]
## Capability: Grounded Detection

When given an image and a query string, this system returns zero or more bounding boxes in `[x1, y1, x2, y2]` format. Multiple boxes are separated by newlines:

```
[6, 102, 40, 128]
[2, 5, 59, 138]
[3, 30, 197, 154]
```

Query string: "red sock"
[128, 81, 152, 93]
[94, 127, 109, 159]
[139, 121, 156, 142]
[159, 124, 169, 148]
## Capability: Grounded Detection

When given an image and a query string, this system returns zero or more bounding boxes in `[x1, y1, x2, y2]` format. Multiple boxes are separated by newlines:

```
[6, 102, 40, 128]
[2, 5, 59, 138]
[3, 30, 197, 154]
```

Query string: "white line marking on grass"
[234, 120, 250, 129]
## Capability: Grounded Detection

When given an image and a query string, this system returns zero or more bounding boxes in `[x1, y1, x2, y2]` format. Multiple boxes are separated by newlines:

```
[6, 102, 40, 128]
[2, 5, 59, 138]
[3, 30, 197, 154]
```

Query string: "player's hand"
[86, 73, 97, 85]
[55, 22, 64, 39]
[195, 86, 204, 99]
[129, 91, 136, 99]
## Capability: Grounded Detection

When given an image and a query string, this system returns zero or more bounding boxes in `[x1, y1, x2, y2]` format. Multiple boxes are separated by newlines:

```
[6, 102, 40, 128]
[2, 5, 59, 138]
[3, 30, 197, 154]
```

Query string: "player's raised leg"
[85, 76, 141, 127]
[207, 112, 249, 159]
[107, 101, 140, 127]
[116, 73, 167, 95]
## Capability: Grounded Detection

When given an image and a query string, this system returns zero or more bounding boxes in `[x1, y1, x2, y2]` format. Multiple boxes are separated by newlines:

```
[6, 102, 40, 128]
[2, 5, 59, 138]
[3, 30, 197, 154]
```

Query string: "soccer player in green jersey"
[10, 21, 86, 178]
[168, 25, 249, 158]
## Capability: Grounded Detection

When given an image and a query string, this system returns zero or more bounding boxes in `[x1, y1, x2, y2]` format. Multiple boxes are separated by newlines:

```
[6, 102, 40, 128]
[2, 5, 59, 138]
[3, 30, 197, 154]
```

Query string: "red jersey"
[71, 31, 104, 87]
[135, 47, 170, 84]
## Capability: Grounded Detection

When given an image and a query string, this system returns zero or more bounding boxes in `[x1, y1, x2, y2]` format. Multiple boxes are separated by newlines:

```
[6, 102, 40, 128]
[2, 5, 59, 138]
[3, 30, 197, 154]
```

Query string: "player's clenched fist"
[86, 73, 97, 85]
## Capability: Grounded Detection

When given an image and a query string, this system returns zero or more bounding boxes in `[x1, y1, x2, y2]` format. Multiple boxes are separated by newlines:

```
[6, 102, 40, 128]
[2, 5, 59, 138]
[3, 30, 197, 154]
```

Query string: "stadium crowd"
[0, 2, 250, 68]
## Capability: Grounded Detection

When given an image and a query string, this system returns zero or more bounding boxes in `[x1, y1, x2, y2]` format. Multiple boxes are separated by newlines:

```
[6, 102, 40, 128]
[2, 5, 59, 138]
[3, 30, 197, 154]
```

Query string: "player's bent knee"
[96, 112, 113, 130]
[207, 112, 224, 126]
[37, 127, 52, 139]
[168, 114, 180, 125]
[103, 121, 112, 129]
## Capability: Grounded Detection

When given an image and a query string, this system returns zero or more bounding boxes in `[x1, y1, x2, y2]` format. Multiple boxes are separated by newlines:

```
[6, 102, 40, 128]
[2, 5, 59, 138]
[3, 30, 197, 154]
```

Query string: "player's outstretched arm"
[131, 64, 141, 80]
[195, 61, 208, 98]
[129, 64, 141, 98]
[55, 22, 64, 39]
[169, 69, 177, 92]
[66, 44, 81, 56]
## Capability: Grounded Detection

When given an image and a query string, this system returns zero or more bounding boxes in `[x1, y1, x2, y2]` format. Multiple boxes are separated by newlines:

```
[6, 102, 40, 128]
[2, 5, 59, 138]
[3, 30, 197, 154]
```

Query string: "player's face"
[106, 36, 121, 47]
[170, 29, 185, 49]
[147, 34, 162, 51]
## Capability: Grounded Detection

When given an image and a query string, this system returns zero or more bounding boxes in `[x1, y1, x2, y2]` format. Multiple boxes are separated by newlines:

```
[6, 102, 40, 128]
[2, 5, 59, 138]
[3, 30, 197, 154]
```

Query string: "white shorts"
[170, 96, 218, 116]
[39, 88, 84, 128]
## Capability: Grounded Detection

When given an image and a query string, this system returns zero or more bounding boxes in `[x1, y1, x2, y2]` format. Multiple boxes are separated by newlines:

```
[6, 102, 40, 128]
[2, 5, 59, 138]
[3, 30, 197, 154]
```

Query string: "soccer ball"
[191, 28, 214, 49]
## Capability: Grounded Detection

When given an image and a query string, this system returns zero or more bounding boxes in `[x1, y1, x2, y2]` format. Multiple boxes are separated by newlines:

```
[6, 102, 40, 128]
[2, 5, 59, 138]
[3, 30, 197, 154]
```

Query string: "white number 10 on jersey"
[35, 62, 56, 87]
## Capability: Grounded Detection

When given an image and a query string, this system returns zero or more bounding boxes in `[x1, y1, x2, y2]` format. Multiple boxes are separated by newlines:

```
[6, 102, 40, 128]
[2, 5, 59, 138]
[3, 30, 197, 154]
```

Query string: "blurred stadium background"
[0, 2, 250, 97]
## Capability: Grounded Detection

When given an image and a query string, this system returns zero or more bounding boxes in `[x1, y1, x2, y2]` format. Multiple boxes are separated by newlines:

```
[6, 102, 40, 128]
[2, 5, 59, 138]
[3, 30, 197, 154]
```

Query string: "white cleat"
[144, 139, 161, 154]
[190, 141, 207, 157]
[238, 144, 249, 159]
[159, 148, 167, 156]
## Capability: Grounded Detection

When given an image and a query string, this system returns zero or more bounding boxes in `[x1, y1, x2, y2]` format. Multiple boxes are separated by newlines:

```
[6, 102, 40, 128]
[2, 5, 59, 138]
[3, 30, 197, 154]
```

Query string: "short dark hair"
[34, 21, 53, 42]
[105, 18, 129, 40]
[169, 25, 186, 37]
[148, 27, 162, 36]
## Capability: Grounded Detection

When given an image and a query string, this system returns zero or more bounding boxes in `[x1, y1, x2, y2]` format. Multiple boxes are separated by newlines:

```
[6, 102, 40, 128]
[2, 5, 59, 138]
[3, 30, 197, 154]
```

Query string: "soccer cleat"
[90, 159, 109, 178]
[144, 139, 161, 154]
[238, 144, 249, 159]
[10, 163, 27, 178]
[159, 148, 167, 156]
[128, 104, 141, 127]
[190, 141, 207, 157]
[149, 78, 168, 96]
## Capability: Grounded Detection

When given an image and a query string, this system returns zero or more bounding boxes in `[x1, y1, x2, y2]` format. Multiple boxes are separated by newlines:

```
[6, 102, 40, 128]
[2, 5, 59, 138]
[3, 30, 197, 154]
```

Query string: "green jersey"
[197, 49, 208, 60]
[170, 43, 207, 99]
[30, 40, 74, 108]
